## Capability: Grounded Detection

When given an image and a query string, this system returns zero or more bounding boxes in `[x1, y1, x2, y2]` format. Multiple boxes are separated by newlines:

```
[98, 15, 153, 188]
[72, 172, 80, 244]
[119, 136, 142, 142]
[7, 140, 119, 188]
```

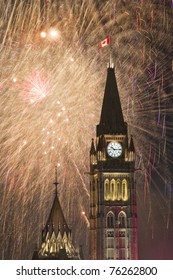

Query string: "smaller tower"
[32, 167, 81, 260]
[97, 135, 106, 161]
[90, 138, 97, 165]
[129, 135, 135, 162]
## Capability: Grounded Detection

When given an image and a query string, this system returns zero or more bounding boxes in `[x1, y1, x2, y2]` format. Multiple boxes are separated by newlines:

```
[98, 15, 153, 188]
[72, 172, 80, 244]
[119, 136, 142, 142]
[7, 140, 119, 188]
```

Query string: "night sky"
[0, 0, 173, 259]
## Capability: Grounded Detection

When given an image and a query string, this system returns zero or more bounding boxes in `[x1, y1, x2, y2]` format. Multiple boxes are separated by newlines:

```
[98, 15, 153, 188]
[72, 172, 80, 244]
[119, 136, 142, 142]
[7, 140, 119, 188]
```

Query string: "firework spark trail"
[0, 0, 173, 259]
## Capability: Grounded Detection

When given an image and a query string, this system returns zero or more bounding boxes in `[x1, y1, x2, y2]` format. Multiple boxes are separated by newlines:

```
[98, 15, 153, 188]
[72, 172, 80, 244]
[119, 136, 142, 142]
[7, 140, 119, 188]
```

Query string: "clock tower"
[89, 63, 138, 260]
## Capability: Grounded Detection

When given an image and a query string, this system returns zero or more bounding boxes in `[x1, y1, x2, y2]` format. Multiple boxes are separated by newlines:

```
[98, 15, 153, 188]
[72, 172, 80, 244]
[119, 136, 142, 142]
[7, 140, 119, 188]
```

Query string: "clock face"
[107, 142, 122, 158]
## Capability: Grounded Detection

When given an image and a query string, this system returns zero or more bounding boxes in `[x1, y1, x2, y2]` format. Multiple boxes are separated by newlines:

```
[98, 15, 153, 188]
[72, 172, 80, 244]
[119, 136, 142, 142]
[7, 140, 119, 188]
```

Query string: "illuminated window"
[107, 212, 114, 228]
[110, 180, 113, 200]
[117, 179, 121, 200]
[118, 211, 127, 228]
[110, 179, 117, 200]
[122, 179, 128, 201]
[104, 179, 110, 200]
[104, 178, 128, 201]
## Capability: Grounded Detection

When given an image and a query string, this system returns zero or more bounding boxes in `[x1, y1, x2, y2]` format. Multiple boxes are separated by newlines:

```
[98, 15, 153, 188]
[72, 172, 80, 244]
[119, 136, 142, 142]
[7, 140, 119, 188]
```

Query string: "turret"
[129, 135, 135, 162]
[97, 135, 106, 161]
[90, 138, 97, 165]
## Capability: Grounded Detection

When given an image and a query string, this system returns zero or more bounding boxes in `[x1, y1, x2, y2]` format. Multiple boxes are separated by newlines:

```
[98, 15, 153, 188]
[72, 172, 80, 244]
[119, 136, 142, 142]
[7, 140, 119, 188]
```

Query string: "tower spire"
[97, 65, 127, 136]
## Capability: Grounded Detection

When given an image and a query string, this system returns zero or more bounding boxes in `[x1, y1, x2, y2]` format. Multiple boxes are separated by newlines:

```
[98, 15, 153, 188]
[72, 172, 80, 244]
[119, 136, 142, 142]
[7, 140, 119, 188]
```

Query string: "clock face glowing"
[107, 142, 122, 158]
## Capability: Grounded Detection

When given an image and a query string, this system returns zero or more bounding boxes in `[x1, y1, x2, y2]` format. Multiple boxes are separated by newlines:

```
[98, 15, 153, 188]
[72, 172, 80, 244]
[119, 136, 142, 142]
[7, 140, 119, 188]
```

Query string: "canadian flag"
[99, 36, 110, 48]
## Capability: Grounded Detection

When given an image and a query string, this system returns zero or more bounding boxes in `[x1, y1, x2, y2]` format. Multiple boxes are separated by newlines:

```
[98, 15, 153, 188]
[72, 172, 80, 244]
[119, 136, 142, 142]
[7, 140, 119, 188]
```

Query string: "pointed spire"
[129, 135, 135, 152]
[43, 170, 71, 238]
[129, 135, 135, 162]
[97, 66, 127, 136]
[90, 138, 96, 155]
[90, 138, 97, 165]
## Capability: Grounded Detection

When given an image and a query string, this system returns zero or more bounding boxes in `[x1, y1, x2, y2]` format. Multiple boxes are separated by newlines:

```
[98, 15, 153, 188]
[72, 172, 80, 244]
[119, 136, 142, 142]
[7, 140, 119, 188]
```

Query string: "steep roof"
[97, 66, 127, 136]
[43, 192, 71, 237]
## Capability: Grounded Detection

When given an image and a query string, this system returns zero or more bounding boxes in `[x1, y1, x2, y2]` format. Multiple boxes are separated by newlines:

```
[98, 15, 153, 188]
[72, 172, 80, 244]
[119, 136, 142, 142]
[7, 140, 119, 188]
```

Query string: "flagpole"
[109, 36, 111, 67]
[109, 36, 113, 68]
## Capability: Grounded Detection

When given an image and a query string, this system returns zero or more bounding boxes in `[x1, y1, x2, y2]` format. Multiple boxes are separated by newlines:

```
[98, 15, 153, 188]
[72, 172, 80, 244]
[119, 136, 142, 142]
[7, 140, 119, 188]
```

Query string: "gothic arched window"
[122, 179, 128, 201]
[107, 212, 114, 228]
[118, 211, 127, 228]
[104, 179, 110, 201]
[110, 179, 117, 200]
[117, 179, 121, 200]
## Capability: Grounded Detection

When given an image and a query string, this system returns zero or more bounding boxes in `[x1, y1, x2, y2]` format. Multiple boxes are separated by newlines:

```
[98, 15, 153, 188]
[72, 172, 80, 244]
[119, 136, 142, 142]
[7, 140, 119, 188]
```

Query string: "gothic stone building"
[89, 64, 138, 260]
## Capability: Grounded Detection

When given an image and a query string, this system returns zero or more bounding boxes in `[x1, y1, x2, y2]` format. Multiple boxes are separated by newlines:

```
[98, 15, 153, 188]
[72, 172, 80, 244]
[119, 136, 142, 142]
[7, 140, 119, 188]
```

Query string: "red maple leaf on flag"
[99, 36, 110, 48]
